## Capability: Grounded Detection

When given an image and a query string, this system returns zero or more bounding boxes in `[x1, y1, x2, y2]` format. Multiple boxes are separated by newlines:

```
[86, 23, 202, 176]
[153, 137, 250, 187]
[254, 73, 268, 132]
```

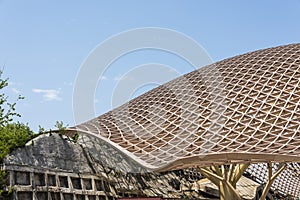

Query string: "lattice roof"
[68, 43, 300, 196]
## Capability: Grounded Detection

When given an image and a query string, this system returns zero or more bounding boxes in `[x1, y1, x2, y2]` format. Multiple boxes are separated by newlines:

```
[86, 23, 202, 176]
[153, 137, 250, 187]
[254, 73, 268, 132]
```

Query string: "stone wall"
[1, 133, 208, 200]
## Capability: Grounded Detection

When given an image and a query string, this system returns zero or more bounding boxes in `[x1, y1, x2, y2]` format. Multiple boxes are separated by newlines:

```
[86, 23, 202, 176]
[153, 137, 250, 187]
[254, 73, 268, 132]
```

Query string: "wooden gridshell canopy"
[68, 43, 300, 196]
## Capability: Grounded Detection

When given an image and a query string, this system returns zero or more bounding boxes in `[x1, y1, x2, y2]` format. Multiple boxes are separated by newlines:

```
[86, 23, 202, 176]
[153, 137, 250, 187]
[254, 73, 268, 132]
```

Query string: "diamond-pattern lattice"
[69, 43, 300, 197]
[247, 163, 300, 197]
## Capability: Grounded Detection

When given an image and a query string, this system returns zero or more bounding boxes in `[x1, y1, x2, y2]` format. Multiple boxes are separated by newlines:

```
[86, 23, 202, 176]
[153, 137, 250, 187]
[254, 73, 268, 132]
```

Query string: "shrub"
[0, 70, 34, 161]
[0, 122, 34, 161]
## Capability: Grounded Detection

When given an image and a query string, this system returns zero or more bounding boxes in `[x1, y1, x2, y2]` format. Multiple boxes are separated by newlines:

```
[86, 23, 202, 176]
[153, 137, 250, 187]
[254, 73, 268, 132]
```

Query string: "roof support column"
[198, 163, 249, 200]
[259, 163, 286, 200]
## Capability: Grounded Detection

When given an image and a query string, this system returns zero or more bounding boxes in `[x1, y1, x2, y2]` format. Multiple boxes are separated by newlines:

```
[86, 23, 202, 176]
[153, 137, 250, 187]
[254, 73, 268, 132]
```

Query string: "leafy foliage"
[38, 125, 45, 134]
[0, 122, 34, 161]
[0, 71, 34, 161]
[0, 71, 24, 127]
[54, 120, 68, 131]
[0, 170, 13, 198]
[71, 133, 80, 142]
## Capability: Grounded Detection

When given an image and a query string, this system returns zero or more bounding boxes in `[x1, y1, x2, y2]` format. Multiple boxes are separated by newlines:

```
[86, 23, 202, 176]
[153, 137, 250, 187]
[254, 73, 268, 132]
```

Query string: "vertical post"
[219, 181, 236, 200]
[259, 163, 286, 200]
[198, 164, 248, 200]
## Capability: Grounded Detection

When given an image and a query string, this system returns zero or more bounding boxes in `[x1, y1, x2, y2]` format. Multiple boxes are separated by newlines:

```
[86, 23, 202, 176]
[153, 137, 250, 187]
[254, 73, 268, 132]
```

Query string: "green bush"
[0, 70, 35, 162]
[0, 122, 34, 161]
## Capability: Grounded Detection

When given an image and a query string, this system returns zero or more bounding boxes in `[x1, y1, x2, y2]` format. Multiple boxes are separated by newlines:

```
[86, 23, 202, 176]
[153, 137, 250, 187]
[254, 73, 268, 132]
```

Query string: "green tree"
[0, 123, 33, 160]
[0, 70, 34, 161]
[0, 71, 24, 127]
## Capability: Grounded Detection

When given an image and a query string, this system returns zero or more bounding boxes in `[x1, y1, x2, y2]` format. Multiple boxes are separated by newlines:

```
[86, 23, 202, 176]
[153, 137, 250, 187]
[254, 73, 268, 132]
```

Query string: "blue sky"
[0, 0, 300, 131]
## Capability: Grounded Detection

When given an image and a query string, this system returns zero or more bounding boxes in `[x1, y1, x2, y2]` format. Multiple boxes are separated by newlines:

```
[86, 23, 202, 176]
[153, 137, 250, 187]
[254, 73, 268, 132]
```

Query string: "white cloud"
[12, 88, 20, 94]
[32, 89, 62, 101]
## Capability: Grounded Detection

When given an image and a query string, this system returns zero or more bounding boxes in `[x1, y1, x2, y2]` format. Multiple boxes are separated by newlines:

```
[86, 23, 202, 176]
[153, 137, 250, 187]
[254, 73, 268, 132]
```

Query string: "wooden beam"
[259, 163, 286, 200]
[225, 180, 242, 200]
[228, 164, 235, 183]
[198, 167, 222, 186]
[198, 164, 246, 200]
[232, 163, 250, 187]
[211, 165, 222, 177]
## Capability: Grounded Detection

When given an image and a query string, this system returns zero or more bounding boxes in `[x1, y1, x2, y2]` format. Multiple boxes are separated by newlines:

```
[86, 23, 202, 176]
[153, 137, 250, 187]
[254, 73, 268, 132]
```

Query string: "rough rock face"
[4, 133, 94, 173]
[1, 133, 210, 200]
